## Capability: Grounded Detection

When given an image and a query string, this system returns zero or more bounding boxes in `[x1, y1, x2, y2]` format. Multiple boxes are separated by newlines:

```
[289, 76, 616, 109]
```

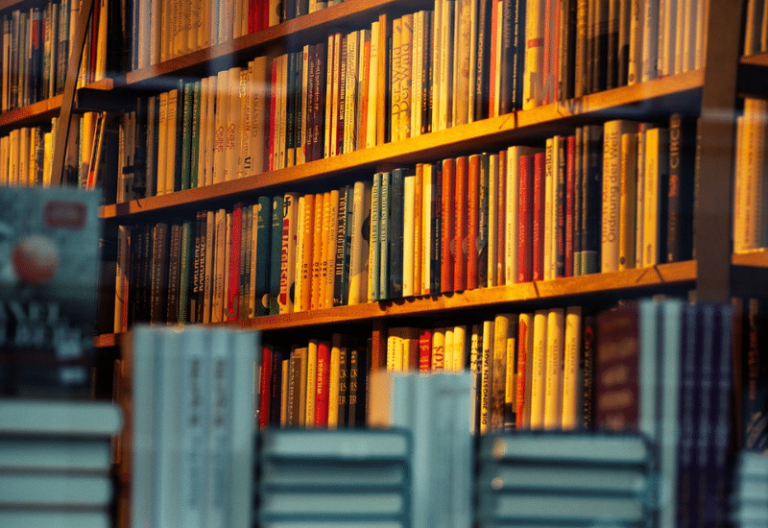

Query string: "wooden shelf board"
[242, 261, 697, 331]
[732, 249, 768, 267]
[101, 72, 703, 220]
[93, 261, 695, 344]
[741, 53, 768, 67]
[0, 79, 115, 130]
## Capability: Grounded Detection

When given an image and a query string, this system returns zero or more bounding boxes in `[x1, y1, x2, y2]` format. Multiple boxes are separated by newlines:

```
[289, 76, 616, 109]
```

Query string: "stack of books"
[476, 432, 654, 528]
[0, 398, 122, 528]
[731, 450, 768, 528]
[258, 428, 412, 528]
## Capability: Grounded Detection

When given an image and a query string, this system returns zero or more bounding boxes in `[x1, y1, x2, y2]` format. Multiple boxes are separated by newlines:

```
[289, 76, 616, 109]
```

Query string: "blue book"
[389, 168, 405, 299]
[269, 195, 284, 315]
[380, 172, 391, 300]
[255, 197, 272, 317]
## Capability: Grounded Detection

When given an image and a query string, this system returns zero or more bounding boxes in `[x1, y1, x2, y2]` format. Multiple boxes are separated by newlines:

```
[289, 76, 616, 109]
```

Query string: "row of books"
[129, 0, 342, 70]
[0, 111, 108, 190]
[744, 0, 768, 56]
[257, 335, 371, 430]
[0, 399, 122, 528]
[596, 298, 733, 528]
[0, 0, 118, 113]
[113, 114, 693, 329]
[477, 433, 654, 527]
[125, 324, 259, 528]
[734, 98, 768, 253]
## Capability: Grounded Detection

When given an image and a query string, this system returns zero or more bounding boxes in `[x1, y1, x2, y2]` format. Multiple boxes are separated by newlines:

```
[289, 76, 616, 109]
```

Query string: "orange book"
[454, 156, 469, 291]
[440, 157, 456, 292]
[311, 192, 325, 310]
[298, 194, 314, 312]
[467, 154, 481, 290]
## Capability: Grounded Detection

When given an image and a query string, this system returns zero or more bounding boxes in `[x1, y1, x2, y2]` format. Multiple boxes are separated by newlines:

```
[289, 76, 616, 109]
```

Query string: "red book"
[227, 204, 243, 320]
[259, 344, 273, 429]
[466, 154, 481, 290]
[595, 305, 640, 431]
[454, 156, 469, 291]
[314, 340, 331, 428]
[440, 157, 456, 292]
[518, 154, 534, 282]
[532, 152, 545, 281]
[419, 329, 432, 372]
[565, 134, 576, 277]
[248, 0, 260, 33]
[268, 59, 278, 172]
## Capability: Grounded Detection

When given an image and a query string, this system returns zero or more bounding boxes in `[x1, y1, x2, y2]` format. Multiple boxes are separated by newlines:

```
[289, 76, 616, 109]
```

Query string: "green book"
[178, 219, 194, 323]
[180, 82, 194, 191]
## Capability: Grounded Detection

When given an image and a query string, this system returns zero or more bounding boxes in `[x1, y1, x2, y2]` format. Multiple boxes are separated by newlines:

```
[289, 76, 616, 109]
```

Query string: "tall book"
[602, 119, 637, 273]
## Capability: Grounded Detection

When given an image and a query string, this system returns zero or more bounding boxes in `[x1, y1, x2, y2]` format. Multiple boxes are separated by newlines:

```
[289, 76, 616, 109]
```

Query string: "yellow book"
[327, 334, 342, 428]
[305, 340, 318, 428]
[297, 194, 314, 312]
[319, 191, 332, 308]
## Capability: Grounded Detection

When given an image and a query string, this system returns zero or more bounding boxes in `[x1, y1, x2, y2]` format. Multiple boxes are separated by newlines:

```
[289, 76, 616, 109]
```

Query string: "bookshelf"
[1, 0, 765, 525]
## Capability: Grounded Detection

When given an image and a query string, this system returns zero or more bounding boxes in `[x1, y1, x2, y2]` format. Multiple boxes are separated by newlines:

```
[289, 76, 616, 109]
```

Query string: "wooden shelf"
[123, 0, 434, 89]
[100, 70, 704, 221]
[93, 261, 696, 346]
[0, 79, 114, 131]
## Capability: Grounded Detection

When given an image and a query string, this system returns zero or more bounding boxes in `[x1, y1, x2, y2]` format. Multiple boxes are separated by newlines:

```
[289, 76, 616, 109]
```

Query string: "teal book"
[255, 196, 272, 316]
[177, 219, 194, 323]
[389, 168, 405, 299]
[190, 80, 202, 188]
[269, 195, 284, 315]
[180, 82, 194, 190]
[380, 172, 391, 300]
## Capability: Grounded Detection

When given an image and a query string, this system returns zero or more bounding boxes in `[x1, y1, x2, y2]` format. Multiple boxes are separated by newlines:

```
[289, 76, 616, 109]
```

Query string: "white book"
[0, 510, 110, 528]
[524, 0, 545, 109]
[0, 399, 122, 437]
[479, 319, 494, 433]
[444, 327, 455, 371]
[344, 30, 359, 154]
[239, 66, 253, 180]
[635, 123, 652, 267]
[230, 329, 258, 528]
[561, 305, 582, 430]
[660, 0, 677, 76]
[602, 120, 637, 272]
[544, 136, 558, 280]
[619, 131, 638, 270]
[222, 67, 240, 182]
[0, 437, 112, 472]
[403, 174, 416, 297]
[530, 309, 548, 430]
[325, 33, 336, 157]
[543, 307, 564, 430]
[366, 21, 380, 148]
[179, 327, 209, 528]
[641, 0, 659, 81]
[0, 472, 113, 509]
[491, 314, 513, 432]
[154, 329, 183, 528]
[431, 327, 446, 371]
[642, 126, 669, 266]
[452, 324, 467, 371]
[347, 180, 372, 305]
[206, 328, 233, 528]
[682, 0, 699, 71]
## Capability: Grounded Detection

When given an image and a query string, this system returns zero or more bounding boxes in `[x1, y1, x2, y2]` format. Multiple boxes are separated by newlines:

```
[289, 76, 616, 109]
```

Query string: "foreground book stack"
[0, 399, 123, 528]
[477, 432, 654, 528]
[369, 371, 473, 528]
[125, 324, 260, 528]
[731, 450, 768, 528]
[258, 428, 412, 528]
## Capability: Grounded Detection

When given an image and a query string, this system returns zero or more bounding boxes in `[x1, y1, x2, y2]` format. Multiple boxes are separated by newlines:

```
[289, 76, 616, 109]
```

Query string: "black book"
[149, 221, 169, 324]
[475, 0, 491, 120]
[165, 221, 182, 324]
[666, 113, 695, 263]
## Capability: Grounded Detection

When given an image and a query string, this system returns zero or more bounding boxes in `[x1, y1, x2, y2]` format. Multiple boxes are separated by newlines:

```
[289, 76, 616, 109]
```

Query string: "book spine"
[389, 169, 405, 299]
[532, 152, 545, 281]
[255, 197, 271, 317]
[314, 340, 331, 427]
[269, 195, 284, 315]
[440, 158, 456, 292]
[467, 154, 480, 290]
[517, 153, 533, 283]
